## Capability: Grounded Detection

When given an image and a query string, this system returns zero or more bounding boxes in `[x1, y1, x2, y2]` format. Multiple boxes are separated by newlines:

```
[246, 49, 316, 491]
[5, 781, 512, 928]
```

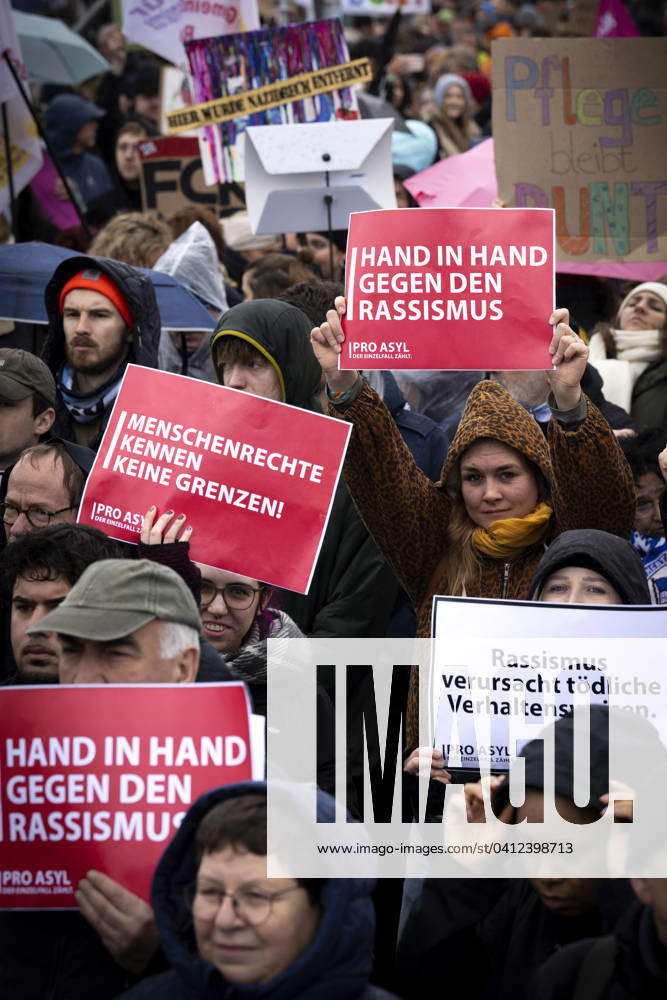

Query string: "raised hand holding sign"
[546, 307, 590, 411]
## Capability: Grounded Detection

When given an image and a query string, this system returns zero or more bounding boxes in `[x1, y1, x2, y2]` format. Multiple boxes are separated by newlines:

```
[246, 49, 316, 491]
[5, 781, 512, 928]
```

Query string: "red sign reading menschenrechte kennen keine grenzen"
[341, 206, 555, 371]
[78, 366, 351, 594]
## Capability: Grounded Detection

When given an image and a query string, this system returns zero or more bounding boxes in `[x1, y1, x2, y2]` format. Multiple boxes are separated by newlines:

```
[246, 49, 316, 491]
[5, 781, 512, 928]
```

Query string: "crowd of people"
[1, 0, 667, 997]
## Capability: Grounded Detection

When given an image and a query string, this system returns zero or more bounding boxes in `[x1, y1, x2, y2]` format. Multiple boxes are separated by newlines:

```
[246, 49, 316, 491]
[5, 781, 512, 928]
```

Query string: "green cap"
[0, 348, 57, 404]
[31, 559, 202, 641]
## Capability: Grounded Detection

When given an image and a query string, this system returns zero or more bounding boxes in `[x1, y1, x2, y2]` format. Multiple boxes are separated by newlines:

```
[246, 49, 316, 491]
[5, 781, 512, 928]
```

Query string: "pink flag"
[594, 0, 640, 37]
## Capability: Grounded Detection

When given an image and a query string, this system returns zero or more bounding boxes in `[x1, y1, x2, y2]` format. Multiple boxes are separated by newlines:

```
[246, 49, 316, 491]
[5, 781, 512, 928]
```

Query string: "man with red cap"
[42, 255, 161, 450]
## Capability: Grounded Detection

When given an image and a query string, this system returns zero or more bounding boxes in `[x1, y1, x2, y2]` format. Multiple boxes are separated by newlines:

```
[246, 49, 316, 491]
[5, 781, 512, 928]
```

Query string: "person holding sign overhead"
[311, 299, 635, 743]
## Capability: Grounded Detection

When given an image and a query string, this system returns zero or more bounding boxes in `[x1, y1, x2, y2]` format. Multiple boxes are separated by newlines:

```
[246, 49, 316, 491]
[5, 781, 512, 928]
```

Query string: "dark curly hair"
[3, 523, 124, 592]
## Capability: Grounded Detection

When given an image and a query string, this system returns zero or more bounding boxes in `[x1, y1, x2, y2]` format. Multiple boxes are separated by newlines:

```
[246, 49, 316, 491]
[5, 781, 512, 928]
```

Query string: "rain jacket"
[44, 95, 113, 209]
[528, 529, 651, 604]
[42, 254, 161, 449]
[155, 223, 227, 383]
[629, 358, 667, 433]
[119, 782, 398, 999]
[210, 300, 398, 638]
[330, 377, 635, 742]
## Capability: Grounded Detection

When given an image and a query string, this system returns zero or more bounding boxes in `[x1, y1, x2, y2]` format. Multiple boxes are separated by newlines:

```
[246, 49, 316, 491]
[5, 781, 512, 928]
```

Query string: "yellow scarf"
[473, 502, 553, 560]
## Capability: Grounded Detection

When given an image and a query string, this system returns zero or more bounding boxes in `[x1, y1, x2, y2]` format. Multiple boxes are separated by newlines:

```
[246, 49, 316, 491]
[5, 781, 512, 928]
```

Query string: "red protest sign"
[341, 207, 555, 371]
[0, 684, 253, 909]
[77, 367, 351, 594]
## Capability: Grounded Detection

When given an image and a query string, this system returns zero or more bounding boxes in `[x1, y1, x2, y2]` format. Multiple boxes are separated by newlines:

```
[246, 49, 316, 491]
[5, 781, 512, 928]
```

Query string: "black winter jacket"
[210, 300, 398, 639]
[532, 900, 667, 999]
[0, 909, 162, 1000]
[119, 782, 398, 1000]
[630, 358, 667, 434]
[42, 254, 161, 450]
[397, 877, 635, 1000]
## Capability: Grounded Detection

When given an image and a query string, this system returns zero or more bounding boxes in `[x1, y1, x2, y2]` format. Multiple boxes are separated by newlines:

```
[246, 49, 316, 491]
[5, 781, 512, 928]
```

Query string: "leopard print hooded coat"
[332, 378, 635, 743]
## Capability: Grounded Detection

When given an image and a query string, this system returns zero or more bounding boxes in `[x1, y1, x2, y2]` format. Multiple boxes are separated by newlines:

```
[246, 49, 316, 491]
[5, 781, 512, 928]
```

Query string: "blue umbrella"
[0, 242, 216, 331]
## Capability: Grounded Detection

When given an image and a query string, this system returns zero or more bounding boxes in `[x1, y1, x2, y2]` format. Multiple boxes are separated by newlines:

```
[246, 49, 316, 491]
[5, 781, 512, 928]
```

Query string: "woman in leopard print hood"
[312, 301, 635, 743]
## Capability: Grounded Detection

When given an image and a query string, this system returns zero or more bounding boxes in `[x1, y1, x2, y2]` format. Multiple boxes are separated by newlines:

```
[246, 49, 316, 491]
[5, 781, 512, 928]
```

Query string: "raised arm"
[311, 299, 450, 606]
[544, 311, 635, 537]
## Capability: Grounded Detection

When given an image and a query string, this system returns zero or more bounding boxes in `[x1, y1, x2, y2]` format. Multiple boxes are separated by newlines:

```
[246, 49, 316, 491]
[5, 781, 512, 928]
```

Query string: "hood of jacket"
[44, 94, 104, 158]
[154, 221, 228, 317]
[42, 255, 161, 377]
[528, 529, 651, 604]
[210, 300, 322, 410]
[150, 782, 377, 999]
[439, 378, 553, 491]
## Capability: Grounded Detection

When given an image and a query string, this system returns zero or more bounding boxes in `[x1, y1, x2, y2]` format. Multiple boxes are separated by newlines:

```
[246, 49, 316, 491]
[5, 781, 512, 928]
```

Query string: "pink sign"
[594, 0, 640, 38]
[404, 138, 498, 209]
[0, 684, 252, 909]
[557, 260, 667, 281]
[341, 207, 555, 371]
[78, 367, 351, 594]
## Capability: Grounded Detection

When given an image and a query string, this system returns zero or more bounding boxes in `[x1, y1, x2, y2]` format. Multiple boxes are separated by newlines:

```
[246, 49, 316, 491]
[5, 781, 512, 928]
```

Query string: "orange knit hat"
[59, 269, 134, 328]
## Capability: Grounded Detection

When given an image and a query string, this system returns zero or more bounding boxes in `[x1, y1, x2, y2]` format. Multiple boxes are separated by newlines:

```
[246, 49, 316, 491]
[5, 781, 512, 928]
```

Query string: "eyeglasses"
[190, 884, 303, 925]
[200, 581, 263, 611]
[1, 502, 76, 528]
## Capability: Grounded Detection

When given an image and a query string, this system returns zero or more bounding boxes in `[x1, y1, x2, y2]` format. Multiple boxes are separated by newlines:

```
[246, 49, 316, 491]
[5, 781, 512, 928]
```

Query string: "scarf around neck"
[473, 502, 553, 560]
[59, 363, 124, 424]
[612, 328, 662, 364]
[224, 609, 303, 685]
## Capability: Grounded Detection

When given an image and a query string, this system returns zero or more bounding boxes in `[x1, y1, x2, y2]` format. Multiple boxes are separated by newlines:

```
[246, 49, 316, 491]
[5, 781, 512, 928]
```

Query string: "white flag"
[121, 0, 260, 71]
[0, 0, 43, 213]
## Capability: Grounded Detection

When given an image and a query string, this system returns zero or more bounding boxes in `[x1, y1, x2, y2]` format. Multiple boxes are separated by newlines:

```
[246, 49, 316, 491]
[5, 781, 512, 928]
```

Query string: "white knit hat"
[617, 281, 667, 323]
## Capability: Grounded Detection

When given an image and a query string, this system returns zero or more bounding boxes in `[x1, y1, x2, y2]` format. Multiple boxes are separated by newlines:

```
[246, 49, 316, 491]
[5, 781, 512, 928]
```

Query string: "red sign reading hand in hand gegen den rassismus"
[0, 684, 253, 909]
[78, 367, 351, 594]
[341, 206, 555, 371]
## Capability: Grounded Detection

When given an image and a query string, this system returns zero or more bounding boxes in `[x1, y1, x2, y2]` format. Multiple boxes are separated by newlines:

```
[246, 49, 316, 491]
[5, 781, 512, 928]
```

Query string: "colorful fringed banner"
[185, 19, 361, 184]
